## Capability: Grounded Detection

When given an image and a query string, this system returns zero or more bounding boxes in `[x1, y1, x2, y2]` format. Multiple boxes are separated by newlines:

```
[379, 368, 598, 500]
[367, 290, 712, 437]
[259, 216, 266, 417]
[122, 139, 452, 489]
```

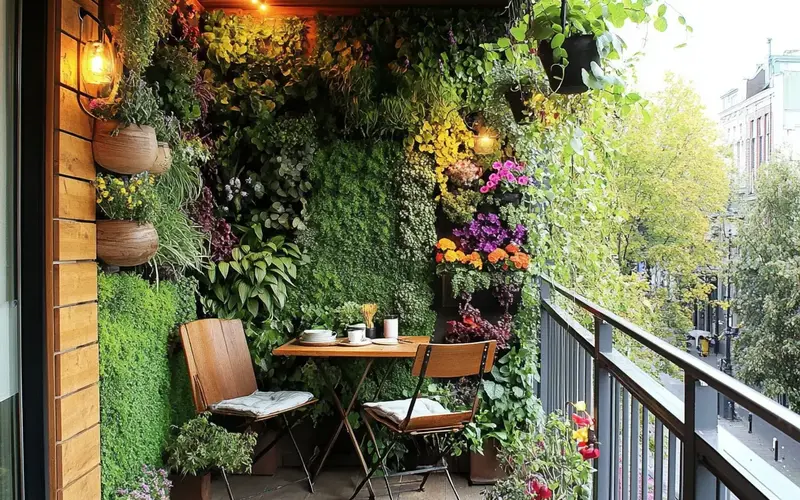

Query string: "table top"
[273, 336, 429, 358]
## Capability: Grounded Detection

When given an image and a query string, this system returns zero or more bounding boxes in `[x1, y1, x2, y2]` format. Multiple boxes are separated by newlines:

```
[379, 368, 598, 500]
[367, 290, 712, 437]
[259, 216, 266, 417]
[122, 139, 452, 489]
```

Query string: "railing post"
[539, 278, 551, 412]
[683, 375, 717, 500]
[594, 318, 612, 500]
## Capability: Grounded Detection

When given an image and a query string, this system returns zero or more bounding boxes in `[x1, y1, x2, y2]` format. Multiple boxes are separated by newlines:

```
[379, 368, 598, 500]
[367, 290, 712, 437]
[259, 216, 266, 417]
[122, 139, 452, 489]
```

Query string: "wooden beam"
[199, 0, 507, 13]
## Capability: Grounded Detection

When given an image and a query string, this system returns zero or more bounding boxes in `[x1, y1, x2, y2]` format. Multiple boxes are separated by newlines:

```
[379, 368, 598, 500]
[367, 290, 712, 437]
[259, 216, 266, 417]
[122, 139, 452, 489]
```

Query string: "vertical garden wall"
[96, 0, 681, 497]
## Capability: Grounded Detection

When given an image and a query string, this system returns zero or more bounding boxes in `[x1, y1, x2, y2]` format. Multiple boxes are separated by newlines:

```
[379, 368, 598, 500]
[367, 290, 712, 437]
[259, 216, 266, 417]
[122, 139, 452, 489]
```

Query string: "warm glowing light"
[251, 0, 258, 3]
[259, 3, 268, 11]
[80, 40, 116, 85]
[473, 132, 497, 155]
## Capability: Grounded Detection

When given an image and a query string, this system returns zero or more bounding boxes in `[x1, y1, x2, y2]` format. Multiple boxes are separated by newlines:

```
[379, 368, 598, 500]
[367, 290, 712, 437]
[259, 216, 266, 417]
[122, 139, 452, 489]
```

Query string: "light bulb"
[259, 3, 268, 11]
[80, 40, 116, 85]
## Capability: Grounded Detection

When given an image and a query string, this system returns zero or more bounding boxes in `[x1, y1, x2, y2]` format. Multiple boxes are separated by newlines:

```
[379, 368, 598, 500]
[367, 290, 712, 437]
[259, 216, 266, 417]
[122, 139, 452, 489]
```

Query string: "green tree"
[733, 159, 800, 410]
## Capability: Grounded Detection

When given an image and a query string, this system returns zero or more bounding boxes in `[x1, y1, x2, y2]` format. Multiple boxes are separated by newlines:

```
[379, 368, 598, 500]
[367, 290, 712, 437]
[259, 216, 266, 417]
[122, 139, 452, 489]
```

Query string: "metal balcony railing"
[538, 276, 800, 500]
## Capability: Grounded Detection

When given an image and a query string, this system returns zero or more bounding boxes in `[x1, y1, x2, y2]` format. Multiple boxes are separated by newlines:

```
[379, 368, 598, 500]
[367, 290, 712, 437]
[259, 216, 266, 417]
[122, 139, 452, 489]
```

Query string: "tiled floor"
[212, 467, 489, 500]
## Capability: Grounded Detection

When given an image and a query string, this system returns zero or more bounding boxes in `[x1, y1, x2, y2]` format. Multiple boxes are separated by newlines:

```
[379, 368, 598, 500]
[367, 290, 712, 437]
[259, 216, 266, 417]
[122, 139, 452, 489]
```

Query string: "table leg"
[312, 358, 377, 498]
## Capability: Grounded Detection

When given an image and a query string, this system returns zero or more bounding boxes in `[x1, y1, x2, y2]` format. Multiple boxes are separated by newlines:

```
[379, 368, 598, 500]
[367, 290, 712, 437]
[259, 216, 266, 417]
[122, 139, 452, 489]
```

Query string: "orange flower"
[505, 243, 520, 254]
[469, 252, 483, 270]
[510, 252, 530, 270]
[455, 250, 466, 262]
[444, 250, 458, 263]
[435, 252, 444, 263]
[488, 248, 509, 264]
[436, 238, 456, 251]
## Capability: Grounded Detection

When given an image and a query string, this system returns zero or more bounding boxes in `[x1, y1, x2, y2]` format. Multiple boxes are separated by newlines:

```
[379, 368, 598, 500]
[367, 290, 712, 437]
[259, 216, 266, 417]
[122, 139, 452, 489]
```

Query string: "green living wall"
[98, 273, 197, 498]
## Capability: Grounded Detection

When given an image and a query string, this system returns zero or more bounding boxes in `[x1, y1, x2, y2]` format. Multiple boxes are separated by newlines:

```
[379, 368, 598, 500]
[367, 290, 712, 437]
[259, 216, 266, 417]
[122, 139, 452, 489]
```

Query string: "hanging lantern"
[473, 127, 498, 155]
[80, 40, 116, 86]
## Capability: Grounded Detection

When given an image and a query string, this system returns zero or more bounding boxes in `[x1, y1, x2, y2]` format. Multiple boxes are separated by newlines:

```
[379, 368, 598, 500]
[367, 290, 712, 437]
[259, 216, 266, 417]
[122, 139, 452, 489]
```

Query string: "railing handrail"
[540, 274, 800, 444]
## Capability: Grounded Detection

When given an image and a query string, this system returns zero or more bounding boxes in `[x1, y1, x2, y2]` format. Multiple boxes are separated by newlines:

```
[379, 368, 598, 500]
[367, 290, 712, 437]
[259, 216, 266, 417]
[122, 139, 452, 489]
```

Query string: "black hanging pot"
[504, 88, 530, 123]
[478, 192, 522, 214]
[538, 35, 600, 94]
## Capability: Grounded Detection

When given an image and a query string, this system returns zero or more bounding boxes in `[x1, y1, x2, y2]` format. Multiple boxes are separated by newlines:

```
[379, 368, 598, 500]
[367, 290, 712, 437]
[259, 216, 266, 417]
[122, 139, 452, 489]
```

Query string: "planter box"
[170, 472, 211, 500]
[96, 220, 159, 267]
[93, 120, 158, 175]
[469, 439, 506, 485]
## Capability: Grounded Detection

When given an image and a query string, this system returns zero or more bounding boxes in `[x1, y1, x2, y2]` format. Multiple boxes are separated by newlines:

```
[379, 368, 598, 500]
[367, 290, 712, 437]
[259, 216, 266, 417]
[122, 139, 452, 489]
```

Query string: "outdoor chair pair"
[180, 318, 497, 500]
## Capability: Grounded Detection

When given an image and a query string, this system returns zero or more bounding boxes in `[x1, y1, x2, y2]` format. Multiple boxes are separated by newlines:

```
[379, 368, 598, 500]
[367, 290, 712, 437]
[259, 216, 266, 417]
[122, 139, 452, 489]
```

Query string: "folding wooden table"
[273, 336, 430, 499]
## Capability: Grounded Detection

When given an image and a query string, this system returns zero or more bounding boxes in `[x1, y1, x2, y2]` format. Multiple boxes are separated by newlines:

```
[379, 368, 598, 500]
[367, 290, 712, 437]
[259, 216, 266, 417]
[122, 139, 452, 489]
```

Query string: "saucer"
[372, 338, 398, 345]
[338, 338, 373, 347]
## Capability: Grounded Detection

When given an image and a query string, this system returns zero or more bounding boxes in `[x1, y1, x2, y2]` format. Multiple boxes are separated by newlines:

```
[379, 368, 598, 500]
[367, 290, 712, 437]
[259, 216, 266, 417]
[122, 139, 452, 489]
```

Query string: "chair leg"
[361, 411, 394, 500]
[349, 435, 398, 500]
[283, 414, 314, 494]
[444, 468, 461, 500]
[221, 468, 235, 500]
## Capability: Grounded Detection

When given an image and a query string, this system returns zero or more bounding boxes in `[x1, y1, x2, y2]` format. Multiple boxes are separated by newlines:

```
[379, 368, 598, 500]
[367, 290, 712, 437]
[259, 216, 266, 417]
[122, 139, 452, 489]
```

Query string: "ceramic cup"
[384, 317, 399, 339]
[347, 326, 365, 343]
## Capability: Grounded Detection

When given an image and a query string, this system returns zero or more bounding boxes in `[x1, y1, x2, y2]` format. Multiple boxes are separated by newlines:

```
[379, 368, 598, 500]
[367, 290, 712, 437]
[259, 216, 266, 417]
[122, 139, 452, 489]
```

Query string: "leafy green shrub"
[99, 273, 198, 499]
[166, 413, 257, 476]
[150, 201, 208, 276]
[148, 44, 204, 123]
[117, 0, 172, 74]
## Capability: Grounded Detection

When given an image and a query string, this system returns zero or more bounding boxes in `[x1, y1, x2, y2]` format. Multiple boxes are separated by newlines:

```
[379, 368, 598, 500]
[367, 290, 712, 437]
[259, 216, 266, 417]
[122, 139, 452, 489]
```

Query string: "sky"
[618, 0, 800, 117]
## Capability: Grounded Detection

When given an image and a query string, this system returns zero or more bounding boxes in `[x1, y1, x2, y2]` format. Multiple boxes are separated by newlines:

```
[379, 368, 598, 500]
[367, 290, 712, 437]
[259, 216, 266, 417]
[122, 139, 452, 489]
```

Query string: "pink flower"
[513, 162, 524, 172]
[486, 181, 496, 189]
[503, 160, 515, 170]
[518, 176, 529, 185]
[480, 185, 490, 194]
[489, 173, 500, 183]
[492, 161, 502, 171]
[505, 171, 516, 181]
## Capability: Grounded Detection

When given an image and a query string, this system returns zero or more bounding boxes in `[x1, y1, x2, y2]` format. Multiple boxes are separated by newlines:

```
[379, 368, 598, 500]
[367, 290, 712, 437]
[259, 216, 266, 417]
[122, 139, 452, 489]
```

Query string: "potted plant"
[115, 465, 171, 500]
[91, 73, 162, 174]
[531, 0, 600, 94]
[484, 403, 597, 498]
[95, 172, 159, 267]
[166, 413, 257, 500]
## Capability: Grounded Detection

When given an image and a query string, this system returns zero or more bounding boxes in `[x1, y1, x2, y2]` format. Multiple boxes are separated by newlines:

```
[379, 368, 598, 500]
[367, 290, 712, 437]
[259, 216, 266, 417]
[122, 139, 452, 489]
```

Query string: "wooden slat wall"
[52, 0, 101, 498]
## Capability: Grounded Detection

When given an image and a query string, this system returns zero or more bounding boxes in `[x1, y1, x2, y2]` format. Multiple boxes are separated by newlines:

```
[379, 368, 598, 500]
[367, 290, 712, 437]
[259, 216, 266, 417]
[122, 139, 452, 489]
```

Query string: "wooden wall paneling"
[57, 132, 94, 180]
[54, 220, 96, 261]
[54, 302, 98, 352]
[56, 384, 99, 441]
[57, 465, 100, 500]
[58, 87, 93, 140]
[54, 262, 97, 307]
[55, 344, 99, 397]
[56, 176, 95, 221]
[61, 0, 99, 40]
[56, 424, 100, 489]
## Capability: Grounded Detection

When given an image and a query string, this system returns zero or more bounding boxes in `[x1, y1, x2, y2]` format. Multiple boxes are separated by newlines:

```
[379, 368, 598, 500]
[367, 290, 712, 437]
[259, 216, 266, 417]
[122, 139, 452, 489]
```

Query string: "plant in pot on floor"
[167, 412, 257, 500]
[484, 403, 597, 499]
[90, 73, 164, 175]
[95, 172, 159, 267]
[115, 465, 172, 500]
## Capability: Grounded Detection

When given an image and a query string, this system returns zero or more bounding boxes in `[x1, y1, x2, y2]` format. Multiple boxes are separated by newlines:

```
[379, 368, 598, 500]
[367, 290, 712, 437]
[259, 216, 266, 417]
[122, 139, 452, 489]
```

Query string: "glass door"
[0, 0, 19, 497]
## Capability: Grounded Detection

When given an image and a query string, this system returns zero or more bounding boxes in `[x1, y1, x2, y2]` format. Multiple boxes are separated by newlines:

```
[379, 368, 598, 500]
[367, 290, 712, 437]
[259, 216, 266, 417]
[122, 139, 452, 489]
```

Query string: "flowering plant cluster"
[446, 159, 482, 187]
[453, 213, 527, 254]
[488, 244, 531, 271]
[570, 401, 600, 461]
[481, 160, 536, 194]
[115, 465, 171, 500]
[435, 237, 483, 271]
[190, 186, 238, 261]
[445, 302, 512, 349]
[95, 173, 157, 223]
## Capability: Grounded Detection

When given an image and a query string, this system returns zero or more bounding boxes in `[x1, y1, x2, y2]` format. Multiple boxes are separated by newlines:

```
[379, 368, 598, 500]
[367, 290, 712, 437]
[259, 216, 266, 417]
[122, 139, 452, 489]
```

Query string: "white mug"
[384, 317, 399, 339]
[347, 327, 365, 343]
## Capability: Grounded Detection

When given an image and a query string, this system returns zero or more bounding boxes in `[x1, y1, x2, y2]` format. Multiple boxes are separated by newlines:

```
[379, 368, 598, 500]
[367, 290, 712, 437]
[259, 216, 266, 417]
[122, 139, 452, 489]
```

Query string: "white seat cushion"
[363, 398, 451, 425]
[210, 390, 314, 418]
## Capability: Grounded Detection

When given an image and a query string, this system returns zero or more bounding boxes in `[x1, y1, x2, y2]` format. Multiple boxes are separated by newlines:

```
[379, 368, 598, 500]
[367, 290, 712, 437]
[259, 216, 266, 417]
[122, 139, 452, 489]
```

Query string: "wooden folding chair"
[350, 340, 497, 500]
[180, 318, 317, 499]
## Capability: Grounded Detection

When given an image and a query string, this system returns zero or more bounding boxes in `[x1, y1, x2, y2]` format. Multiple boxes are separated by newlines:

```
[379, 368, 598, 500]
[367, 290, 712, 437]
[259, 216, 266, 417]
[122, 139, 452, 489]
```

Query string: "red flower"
[526, 478, 552, 499]
[572, 413, 594, 427]
[579, 444, 600, 460]
[435, 252, 443, 263]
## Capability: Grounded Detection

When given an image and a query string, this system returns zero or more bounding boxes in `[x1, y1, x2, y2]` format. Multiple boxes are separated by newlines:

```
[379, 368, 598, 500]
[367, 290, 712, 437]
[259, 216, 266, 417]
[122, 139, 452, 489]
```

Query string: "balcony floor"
[211, 467, 488, 499]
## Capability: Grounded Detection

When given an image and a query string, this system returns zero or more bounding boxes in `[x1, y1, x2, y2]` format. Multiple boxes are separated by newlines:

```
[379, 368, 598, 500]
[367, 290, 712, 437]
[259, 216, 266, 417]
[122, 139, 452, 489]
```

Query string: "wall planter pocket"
[478, 192, 522, 214]
[538, 34, 600, 95]
[97, 219, 159, 267]
[469, 438, 506, 485]
[170, 473, 211, 500]
[504, 88, 530, 123]
[93, 119, 159, 174]
[151, 142, 172, 175]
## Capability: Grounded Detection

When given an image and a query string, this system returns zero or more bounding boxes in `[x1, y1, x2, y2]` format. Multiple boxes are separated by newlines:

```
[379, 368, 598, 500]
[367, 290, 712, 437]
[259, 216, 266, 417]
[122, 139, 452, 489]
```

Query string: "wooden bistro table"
[273, 336, 429, 498]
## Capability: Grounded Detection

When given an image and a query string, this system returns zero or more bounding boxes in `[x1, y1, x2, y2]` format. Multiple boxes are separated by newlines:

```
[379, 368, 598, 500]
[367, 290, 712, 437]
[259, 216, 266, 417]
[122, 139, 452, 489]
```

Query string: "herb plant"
[167, 412, 257, 476]
[95, 173, 157, 223]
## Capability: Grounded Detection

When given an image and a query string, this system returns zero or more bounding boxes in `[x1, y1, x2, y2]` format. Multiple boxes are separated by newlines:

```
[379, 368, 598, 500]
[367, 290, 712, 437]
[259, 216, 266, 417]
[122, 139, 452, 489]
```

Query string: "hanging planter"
[538, 35, 600, 95]
[151, 142, 172, 175]
[504, 88, 530, 123]
[478, 192, 523, 214]
[97, 220, 159, 267]
[93, 119, 159, 174]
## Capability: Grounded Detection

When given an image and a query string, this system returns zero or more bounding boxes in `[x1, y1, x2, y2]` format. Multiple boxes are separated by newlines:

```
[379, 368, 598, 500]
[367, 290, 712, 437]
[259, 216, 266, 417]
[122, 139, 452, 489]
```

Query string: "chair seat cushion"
[210, 390, 314, 418]
[363, 398, 451, 425]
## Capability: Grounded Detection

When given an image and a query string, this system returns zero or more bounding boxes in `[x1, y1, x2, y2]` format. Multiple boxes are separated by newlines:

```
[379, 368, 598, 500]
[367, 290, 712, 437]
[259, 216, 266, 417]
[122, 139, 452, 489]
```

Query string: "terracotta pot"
[96, 220, 159, 267]
[151, 142, 172, 175]
[469, 438, 506, 485]
[170, 473, 211, 500]
[93, 119, 158, 175]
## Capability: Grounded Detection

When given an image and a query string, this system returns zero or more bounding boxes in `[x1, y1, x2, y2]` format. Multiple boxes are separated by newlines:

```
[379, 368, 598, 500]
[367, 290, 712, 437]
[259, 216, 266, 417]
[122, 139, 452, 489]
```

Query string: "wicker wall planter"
[151, 142, 172, 175]
[93, 119, 158, 174]
[97, 220, 159, 267]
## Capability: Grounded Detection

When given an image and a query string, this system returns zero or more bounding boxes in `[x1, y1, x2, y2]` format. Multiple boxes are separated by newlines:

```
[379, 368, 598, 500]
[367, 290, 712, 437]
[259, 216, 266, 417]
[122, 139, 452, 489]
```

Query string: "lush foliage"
[95, 173, 157, 222]
[733, 159, 800, 410]
[117, 0, 172, 74]
[166, 412, 257, 476]
[99, 273, 197, 499]
[446, 302, 512, 348]
[115, 465, 171, 500]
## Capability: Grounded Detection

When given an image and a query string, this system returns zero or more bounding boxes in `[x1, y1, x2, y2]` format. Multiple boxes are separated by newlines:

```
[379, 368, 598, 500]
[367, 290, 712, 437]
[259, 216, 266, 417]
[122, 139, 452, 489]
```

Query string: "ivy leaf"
[657, 4, 667, 17]
[654, 17, 668, 32]
[483, 380, 505, 400]
[497, 37, 511, 48]
[510, 25, 527, 41]
[551, 33, 565, 49]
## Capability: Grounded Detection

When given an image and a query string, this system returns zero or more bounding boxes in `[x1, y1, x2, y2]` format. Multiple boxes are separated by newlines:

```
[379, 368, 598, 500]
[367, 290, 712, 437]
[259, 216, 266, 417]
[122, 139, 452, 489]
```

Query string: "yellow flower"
[444, 250, 458, 263]
[120, 188, 127, 195]
[102, 191, 109, 198]
[573, 401, 587, 412]
[149, 177, 155, 185]
[107, 196, 114, 202]
[436, 238, 456, 251]
[454, 250, 465, 262]
[127, 196, 132, 204]
[137, 179, 143, 186]
[573, 427, 589, 443]
[96, 198, 102, 204]
[129, 185, 136, 193]
[137, 201, 142, 206]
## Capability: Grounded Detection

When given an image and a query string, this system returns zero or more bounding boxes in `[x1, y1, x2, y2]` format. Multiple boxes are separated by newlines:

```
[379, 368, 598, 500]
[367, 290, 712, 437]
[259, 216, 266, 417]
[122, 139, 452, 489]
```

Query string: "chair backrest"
[180, 319, 258, 413]
[411, 341, 497, 378]
[400, 341, 497, 431]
